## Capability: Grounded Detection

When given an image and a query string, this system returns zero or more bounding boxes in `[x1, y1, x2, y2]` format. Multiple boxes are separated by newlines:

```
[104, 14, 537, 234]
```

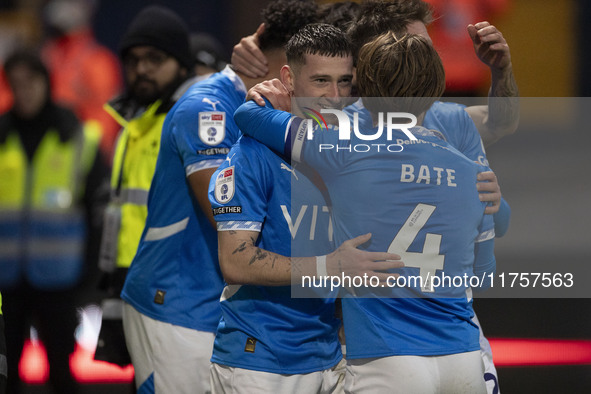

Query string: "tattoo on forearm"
[232, 242, 248, 254]
[248, 248, 268, 266]
[491, 69, 518, 99]
[489, 69, 519, 134]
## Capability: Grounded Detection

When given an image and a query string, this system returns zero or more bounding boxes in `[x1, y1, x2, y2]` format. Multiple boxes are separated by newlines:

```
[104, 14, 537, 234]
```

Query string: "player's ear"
[280, 65, 294, 93]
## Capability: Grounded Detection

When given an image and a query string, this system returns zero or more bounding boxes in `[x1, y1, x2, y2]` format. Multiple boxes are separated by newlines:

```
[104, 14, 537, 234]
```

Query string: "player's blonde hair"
[356, 32, 445, 116]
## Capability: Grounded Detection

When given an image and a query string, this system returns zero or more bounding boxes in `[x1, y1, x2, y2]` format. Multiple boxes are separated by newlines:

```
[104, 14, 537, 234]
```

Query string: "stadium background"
[1, 0, 590, 393]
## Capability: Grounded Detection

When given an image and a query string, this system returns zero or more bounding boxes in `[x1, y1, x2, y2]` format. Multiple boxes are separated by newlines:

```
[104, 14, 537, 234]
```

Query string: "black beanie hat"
[119, 5, 193, 69]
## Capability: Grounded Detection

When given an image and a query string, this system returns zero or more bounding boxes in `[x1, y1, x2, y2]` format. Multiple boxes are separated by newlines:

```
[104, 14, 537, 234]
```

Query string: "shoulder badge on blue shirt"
[215, 166, 235, 204]
[199, 111, 226, 146]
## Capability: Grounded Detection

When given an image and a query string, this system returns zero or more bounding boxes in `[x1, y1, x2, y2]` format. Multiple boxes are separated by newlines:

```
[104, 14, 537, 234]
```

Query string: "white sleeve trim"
[476, 228, 495, 243]
[145, 217, 189, 241]
[285, 116, 294, 144]
[217, 221, 262, 232]
[185, 158, 225, 177]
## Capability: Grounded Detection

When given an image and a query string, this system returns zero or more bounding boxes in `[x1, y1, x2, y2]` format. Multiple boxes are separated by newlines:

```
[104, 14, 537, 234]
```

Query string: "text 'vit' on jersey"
[214, 166, 235, 204]
[199, 112, 226, 146]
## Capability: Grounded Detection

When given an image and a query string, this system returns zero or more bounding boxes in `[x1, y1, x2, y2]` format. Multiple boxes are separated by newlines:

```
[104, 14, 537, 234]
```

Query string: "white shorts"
[344, 351, 486, 394]
[210, 358, 346, 394]
[122, 302, 215, 394]
[473, 313, 500, 394]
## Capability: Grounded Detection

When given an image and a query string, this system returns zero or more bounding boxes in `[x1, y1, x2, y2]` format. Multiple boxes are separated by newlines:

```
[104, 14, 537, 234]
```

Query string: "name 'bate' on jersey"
[234, 100, 496, 359]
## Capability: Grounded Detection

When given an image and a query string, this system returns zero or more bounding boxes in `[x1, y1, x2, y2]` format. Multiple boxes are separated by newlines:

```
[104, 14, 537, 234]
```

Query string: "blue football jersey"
[424, 101, 490, 165]
[346, 99, 488, 165]
[345, 100, 511, 237]
[121, 66, 246, 332]
[234, 101, 496, 358]
[208, 136, 341, 374]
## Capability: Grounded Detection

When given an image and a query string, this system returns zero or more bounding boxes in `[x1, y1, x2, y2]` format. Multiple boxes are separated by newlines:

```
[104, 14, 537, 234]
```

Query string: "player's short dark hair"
[286, 23, 353, 70]
[318, 1, 360, 32]
[348, 0, 433, 58]
[356, 32, 444, 116]
[258, 0, 319, 52]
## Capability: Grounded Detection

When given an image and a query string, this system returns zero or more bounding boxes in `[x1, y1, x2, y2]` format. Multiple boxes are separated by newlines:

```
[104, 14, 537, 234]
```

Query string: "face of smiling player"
[281, 52, 354, 121]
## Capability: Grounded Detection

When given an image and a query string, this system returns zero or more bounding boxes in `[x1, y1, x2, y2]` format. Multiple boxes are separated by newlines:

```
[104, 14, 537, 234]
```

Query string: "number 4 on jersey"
[387, 204, 444, 293]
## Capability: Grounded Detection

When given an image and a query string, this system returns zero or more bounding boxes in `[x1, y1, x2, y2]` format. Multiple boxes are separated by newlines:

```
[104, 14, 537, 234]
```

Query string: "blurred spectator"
[0, 7, 40, 114]
[190, 32, 227, 78]
[41, 0, 122, 156]
[0, 50, 109, 394]
[425, 0, 509, 95]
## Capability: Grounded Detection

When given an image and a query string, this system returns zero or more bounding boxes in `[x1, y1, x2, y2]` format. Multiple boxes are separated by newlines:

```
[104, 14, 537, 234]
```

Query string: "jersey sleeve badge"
[214, 166, 235, 204]
[199, 111, 226, 146]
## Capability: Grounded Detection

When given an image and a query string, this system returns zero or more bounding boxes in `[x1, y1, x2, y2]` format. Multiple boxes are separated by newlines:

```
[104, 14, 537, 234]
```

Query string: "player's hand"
[246, 79, 292, 112]
[477, 171, 501, 214]
[327, 233, 404, 289]
[231, 23, 268, 78]
[467, 22, 511, 73]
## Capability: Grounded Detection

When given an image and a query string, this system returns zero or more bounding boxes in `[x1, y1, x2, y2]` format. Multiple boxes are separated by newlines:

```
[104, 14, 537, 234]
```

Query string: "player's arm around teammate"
[218, 230, 402, 287]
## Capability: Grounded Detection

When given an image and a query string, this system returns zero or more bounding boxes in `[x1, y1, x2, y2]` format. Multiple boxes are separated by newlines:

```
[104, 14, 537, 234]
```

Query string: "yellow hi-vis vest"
[0, 126, 100, 290]
[99, 101, 165, 271]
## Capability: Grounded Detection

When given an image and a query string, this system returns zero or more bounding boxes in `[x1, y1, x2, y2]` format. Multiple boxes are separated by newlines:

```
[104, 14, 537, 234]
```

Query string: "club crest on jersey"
[215, 166, 235, 204]
[199, 111, 225, 146]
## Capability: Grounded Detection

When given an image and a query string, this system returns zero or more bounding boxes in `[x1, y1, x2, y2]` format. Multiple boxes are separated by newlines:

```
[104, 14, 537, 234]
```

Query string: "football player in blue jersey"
[208, 23, 403, 393]
[242, 2, 511, 391]
[119, 1, 320, 393]
[344, 3, 512, 390]
[235, 31, 495, 394]
[342, 33, 494, 393]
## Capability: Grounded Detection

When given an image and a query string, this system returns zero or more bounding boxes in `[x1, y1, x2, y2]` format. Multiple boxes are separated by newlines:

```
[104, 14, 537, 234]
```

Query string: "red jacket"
[42, 28, 123, 155]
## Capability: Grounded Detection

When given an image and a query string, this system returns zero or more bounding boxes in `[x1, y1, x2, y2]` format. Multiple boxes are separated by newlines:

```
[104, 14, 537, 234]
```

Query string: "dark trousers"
[3, 285, 80, 394]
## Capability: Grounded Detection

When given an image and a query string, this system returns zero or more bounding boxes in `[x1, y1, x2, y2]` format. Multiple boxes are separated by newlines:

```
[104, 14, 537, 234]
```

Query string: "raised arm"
[234, 98, 293, 155]
[245, 78, 292, 111]
[465, 21, 519, 147]
[231, 23, 269, 78]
